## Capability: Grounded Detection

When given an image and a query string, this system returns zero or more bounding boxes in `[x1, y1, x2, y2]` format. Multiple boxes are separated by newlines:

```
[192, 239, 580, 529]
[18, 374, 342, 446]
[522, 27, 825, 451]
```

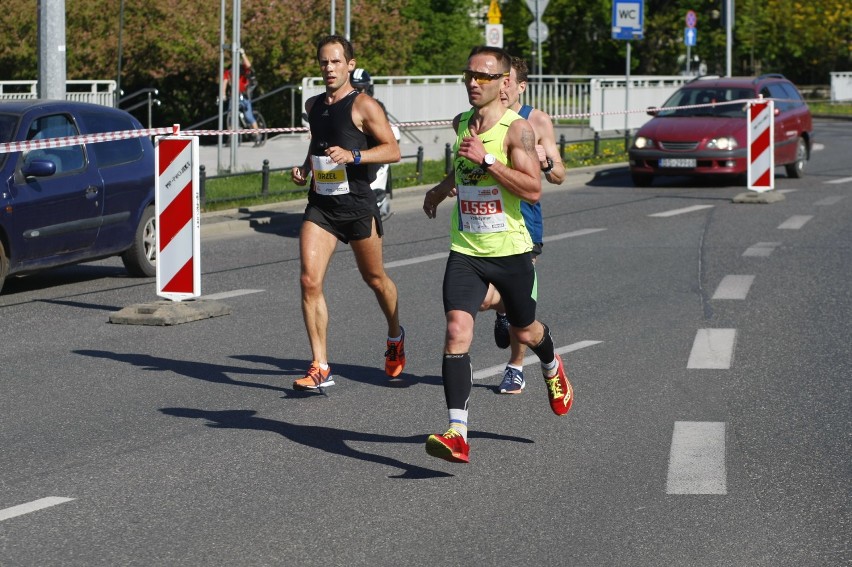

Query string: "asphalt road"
[0, 119, 849, 566]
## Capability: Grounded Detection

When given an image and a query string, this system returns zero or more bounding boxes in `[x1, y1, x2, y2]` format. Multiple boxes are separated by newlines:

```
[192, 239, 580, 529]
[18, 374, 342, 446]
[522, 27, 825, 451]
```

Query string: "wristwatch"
[482, 153, 496, 168]
[541, 157, 554, 173]
[351, 149, 362, 165]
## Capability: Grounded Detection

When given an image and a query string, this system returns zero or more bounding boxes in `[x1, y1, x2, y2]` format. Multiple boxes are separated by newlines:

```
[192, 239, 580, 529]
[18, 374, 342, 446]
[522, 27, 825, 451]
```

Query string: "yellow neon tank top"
[450, 108, 533, 257]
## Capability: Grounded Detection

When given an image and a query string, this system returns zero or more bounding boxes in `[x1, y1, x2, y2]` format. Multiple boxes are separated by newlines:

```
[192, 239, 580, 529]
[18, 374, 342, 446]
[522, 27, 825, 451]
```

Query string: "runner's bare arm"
[530, 110, 566, 185]
[457, 120, 541, 203]
[325, 94, 400, 166]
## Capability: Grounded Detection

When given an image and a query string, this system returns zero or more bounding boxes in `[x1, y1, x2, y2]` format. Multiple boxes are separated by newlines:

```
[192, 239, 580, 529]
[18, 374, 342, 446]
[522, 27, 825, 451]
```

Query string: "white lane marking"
[202, 289, 264, 300]
[387, 228, 606, 269]
[0, 497, 75, 522]
[687, 329, 736, 369]
[648, 205, 715, 218]
[815, 196, 845, 206]
[777, 215, 813, 229]
[812, 142, 824, 151]
[824, 176, 852, 184]
[385, 252, 447, 268]
[712, 275, 755, 300]
[543, 228, 607, 242]
[776, 189, 798, 194]
[666, 422, 727, 495]
[742, 241, 781, 257]
[472, 340, 603, 380]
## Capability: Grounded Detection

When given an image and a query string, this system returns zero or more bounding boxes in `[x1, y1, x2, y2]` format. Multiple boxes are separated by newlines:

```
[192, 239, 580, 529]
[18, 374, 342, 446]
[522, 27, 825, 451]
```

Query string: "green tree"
[401, 0, 483, 75]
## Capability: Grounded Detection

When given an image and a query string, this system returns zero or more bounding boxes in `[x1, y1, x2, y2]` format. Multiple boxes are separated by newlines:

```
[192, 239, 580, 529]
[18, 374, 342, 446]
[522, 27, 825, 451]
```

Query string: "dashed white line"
[0, 497, 75, 522]
[815, 196, 845, 206]
[472, 340, 602, 380]
[386, 228, 606, 269]
[648, 205, 715, 218]
[666, 422, 727, 495]
[742, 242, 781, 257]
[543, 228, 607, 242]
[687, 329, 737, 369]
[712, 275, 755, 300]
[823, 176, 852, 185]
[203, 289, 265, 300]
[777, 215, 813, 230]
[385, 252, 447, 268]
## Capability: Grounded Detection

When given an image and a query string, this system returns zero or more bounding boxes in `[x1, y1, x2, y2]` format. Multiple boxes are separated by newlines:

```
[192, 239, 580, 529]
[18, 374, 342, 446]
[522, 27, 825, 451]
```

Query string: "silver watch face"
[483, 153, 496, 167]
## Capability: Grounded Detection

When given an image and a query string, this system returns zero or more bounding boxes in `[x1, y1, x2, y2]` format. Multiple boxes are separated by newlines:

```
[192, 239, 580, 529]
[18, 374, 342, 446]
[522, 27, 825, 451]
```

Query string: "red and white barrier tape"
[0, 97, 792, 155]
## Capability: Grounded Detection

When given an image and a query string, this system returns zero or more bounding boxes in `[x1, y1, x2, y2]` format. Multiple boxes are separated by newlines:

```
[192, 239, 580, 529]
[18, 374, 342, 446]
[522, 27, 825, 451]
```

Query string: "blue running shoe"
[499, 366, 525, 394]
[494, 313, 510, 349]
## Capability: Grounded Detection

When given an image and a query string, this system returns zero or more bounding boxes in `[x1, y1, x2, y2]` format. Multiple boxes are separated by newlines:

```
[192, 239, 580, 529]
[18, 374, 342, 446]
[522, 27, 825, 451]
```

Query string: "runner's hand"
[291, 166, 308, 186]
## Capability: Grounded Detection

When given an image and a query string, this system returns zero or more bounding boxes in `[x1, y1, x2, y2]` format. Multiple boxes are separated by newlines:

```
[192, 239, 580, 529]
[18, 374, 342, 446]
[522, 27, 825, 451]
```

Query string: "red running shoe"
[544, 354, 573, 416]
[425, 429, 470, 463]
[385, 326, 406, 378]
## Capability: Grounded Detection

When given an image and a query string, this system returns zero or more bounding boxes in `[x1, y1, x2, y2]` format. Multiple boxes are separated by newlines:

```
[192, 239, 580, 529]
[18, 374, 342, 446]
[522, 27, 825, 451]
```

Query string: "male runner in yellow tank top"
[421, 46, 574, 464]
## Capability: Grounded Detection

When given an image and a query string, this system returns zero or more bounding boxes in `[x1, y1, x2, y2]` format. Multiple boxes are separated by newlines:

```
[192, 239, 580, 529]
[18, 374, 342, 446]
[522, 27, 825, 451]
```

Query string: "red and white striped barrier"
[155, 136, 200, 301]
[746, 98, 775, 192]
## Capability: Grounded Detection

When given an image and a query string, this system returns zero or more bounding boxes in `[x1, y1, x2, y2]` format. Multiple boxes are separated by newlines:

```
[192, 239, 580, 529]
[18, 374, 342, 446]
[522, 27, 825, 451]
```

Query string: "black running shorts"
[303, 204, 383, 244]
[442, 251, 538, 329]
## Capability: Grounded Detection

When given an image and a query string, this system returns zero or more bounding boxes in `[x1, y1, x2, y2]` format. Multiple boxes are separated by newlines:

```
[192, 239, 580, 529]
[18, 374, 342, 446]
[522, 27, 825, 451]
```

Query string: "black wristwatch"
[541, 157, 554, 173]
[351, 149, 362, 165]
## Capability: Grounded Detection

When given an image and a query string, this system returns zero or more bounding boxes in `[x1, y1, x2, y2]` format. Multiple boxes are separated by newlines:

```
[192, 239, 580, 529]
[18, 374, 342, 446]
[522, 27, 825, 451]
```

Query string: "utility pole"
[37, 0, 66, 100]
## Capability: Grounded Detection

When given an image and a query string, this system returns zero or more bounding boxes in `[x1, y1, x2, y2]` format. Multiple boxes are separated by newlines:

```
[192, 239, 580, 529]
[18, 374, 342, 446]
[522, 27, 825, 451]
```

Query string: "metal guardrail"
[0, 80, 116, 106]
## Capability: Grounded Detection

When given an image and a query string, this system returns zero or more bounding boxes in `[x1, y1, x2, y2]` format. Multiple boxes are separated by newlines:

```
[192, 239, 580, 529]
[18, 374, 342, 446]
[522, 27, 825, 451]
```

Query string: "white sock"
[448, 409, 468, 441]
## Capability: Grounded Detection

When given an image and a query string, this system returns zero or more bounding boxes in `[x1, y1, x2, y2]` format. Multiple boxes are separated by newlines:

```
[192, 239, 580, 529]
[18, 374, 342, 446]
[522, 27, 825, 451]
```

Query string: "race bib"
[457, 184, 507, 233]
[311, 155, 350, 195]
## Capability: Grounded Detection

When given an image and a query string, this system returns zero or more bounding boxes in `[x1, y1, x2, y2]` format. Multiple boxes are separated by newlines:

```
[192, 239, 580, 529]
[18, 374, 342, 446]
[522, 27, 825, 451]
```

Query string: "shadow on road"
[160, 407, 533, 479]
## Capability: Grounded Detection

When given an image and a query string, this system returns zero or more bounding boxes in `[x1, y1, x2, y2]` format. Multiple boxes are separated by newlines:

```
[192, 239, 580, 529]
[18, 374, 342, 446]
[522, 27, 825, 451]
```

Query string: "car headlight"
[707, 137, 738, 150]
[633, 136, 653, 149]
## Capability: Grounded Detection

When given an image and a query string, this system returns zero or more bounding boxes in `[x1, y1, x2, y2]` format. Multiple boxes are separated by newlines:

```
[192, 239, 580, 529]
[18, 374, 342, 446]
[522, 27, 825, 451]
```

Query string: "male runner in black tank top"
[290, 35, 405, 390]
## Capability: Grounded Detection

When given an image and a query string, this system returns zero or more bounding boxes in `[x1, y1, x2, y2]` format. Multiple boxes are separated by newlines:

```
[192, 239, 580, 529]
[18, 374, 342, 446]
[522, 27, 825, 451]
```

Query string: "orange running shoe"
[384, 326, 406, 377]
[425, 429, 470, 463]
[544, 354, 573, 416]
[293, 361, 335, 391]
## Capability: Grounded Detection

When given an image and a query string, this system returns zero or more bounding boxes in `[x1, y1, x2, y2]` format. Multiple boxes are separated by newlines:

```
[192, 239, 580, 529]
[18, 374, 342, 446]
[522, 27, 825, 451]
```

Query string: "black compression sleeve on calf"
[529, 323, 556, 365]
[442, 353, 472, 411]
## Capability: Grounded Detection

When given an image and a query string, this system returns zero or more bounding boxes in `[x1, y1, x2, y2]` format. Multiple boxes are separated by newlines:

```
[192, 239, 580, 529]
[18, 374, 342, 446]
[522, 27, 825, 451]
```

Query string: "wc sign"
[612, 0, 644, 39]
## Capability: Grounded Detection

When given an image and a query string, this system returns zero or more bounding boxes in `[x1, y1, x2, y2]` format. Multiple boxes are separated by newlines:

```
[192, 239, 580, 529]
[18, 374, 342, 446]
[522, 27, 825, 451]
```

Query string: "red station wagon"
[628, 74, 813, 187]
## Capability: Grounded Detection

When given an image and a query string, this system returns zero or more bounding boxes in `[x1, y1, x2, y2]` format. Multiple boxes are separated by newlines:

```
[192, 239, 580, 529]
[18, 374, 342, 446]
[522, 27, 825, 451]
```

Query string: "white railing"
[301, 74, 692, 132]
[830, 72, 852, 102]
[0, 80, 117, 107]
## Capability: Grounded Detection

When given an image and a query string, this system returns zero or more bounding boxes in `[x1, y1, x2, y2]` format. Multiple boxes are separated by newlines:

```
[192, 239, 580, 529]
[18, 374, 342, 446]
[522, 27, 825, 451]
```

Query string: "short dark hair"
[511, 56, 529, 83]
[467, 45, 511, 73]
[316, 34, 354, 62]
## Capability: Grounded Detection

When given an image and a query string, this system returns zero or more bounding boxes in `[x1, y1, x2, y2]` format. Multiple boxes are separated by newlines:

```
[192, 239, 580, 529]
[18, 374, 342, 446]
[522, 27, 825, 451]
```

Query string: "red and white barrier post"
[155, 134, 201, 301]
[747, 97, 774, 192]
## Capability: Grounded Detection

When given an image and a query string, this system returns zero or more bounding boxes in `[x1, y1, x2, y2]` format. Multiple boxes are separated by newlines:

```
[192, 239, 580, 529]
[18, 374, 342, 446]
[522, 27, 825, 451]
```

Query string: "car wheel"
[0, 238, 8, 294]
[631, 173, 654, 187]
[785, 137, 807, 179]
[122, 205, 156, 277]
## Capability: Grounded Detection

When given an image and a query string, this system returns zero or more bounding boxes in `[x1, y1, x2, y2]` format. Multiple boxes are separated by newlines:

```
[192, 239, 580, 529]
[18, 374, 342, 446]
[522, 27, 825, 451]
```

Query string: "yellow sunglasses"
[462, 70, 509, 85]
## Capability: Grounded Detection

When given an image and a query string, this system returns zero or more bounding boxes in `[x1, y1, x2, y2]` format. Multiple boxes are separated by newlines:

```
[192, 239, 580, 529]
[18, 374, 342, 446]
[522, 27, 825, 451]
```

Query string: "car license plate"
[659, 158, 697, 168]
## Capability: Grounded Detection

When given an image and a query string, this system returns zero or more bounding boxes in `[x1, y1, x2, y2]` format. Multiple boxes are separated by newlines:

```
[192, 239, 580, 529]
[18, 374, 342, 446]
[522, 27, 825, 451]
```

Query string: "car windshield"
[658, 87, 756, 118]
[0, 113, 19, 169]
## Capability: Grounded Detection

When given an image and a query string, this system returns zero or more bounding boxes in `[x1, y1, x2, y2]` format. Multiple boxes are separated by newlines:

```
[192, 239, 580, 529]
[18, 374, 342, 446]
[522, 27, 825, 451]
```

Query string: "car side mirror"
[22, 159, 57, 178]
[646, 107, 659, 117]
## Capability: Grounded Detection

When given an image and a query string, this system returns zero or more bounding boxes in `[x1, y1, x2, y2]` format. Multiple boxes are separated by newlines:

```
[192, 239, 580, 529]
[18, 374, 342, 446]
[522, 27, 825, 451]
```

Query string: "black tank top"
[307, 90, 374, 212]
